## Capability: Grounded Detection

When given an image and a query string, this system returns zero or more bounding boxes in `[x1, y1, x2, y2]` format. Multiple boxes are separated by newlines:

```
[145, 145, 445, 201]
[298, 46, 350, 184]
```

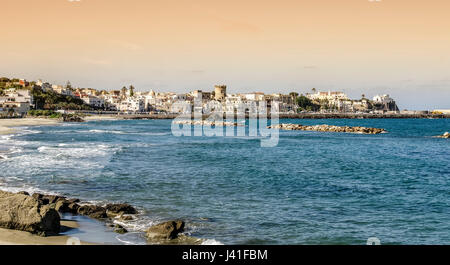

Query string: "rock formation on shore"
[1, 191, 188, 242]
[62, 115, 85, 122]
[146, 220, 185, 240]
[0, 191, 60, 236]
[268, 123, 387, 134]
[436, 132, 450, 138]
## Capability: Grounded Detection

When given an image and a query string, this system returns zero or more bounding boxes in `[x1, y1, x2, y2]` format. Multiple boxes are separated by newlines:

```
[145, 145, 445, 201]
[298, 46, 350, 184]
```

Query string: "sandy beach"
[84, 114, 119, 121]
[0, 220, 92, 245]
[0, 115, 120, 135]
[0, 118, 61, 135]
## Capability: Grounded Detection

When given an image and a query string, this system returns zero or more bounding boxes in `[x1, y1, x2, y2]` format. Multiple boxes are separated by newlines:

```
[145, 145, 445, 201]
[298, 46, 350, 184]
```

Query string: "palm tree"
[289, 92, 299, 99]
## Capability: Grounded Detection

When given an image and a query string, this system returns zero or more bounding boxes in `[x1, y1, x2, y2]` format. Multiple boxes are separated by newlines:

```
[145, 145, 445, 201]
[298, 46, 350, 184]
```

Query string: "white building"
[119, 97, 145, 113]
[0, 101, 30, 115]
[81, 95, 104, 108]
[373, 94, 394, 104]
[243, 92, 265, 101]
[5, 89, 33, 105]
[307, 91, 349, 101]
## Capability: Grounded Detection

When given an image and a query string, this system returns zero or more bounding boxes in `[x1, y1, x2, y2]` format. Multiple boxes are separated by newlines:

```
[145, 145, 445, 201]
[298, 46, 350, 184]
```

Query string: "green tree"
[129, 85, 135, 97]
[296, 95, 319, 111]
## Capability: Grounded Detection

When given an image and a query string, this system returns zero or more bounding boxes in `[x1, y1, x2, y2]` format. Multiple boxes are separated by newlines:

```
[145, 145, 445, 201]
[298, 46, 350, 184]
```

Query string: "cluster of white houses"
[1, 78, 404, 115]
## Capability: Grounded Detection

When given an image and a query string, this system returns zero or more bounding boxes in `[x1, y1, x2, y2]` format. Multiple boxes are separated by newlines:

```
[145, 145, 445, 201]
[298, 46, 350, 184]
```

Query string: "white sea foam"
[115, 233, 147, 245]
[0, 184, 56, 196]
[140, 132, 171, 136]
[201, 239, 224, 245]
[88, 129, 126, 134]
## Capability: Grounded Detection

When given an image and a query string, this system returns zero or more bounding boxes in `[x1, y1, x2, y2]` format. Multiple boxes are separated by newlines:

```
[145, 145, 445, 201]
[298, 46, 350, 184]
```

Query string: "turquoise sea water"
[0, 118, 449, 245]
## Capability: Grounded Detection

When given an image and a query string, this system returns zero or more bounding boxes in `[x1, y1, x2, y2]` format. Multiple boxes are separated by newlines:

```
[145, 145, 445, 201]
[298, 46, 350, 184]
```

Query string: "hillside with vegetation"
[31, 86, 92, 110]
[0, 77, 92, 110]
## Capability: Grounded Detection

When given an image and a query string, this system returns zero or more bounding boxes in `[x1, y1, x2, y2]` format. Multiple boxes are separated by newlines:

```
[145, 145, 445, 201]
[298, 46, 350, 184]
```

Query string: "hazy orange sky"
[1, 0, 449, 109]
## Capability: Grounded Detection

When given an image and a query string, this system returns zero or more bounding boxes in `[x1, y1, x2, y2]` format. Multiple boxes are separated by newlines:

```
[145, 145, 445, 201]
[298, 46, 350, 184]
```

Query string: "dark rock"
[114, 224, 128, 234]
[17, 191, 30, 196]
[32, 193, 49, 205]
[68, 203, 80, 213]
[105, 203, 137, 215]
[32, 193, 43, 200]
[54, 199, 80, 215]
[121, 215, 134, 221]
[67, 198, 80, 204]
[0, 190, 60, 236]
[77, 205, 107, 219]
[43, 195, 66, 204]
[146, 220, 185, 240]
[54, 200, 79, 214]
[63, 115, 84, 122]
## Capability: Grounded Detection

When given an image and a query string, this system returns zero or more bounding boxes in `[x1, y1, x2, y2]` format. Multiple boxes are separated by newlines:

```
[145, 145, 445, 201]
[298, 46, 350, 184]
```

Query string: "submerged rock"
[0, 191, 60, 236]
[120, 215, 134, 221]
[146, 220, 185, 240]
[113, 224, 128, 234]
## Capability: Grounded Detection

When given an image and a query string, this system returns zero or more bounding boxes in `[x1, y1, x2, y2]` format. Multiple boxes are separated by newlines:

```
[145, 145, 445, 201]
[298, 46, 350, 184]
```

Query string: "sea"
[0, 118, 449, 245]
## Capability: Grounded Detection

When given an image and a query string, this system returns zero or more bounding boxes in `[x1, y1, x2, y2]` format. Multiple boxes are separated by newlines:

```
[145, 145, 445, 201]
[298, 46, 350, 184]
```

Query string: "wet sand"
[0, 220, 93, 245]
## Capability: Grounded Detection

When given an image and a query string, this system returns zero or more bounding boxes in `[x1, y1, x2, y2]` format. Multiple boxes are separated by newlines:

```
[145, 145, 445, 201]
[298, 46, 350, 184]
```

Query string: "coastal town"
[0, 76, 428, 117]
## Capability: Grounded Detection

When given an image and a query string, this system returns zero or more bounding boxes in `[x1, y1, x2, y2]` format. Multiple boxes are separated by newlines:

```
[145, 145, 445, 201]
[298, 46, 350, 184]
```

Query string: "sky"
[1, 0, 449, 110]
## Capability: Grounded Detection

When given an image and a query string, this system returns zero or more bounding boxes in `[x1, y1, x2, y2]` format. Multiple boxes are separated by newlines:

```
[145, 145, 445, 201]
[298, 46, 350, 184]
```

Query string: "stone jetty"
[268, 123, 387, 134]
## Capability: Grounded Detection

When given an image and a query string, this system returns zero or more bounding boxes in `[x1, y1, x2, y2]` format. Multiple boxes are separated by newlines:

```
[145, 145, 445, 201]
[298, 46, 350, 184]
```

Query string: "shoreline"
[0, 118, 61, 135]
[0, 220, 93, 245]
[0, 115, 120, 135]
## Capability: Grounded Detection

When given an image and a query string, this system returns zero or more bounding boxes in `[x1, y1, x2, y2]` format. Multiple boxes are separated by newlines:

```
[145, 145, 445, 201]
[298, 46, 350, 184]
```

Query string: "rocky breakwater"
[268, 123, 387, 134]
[173, 120, 241, 127]
[435, 132, 450, 138]
[0, 191, 60, 236]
